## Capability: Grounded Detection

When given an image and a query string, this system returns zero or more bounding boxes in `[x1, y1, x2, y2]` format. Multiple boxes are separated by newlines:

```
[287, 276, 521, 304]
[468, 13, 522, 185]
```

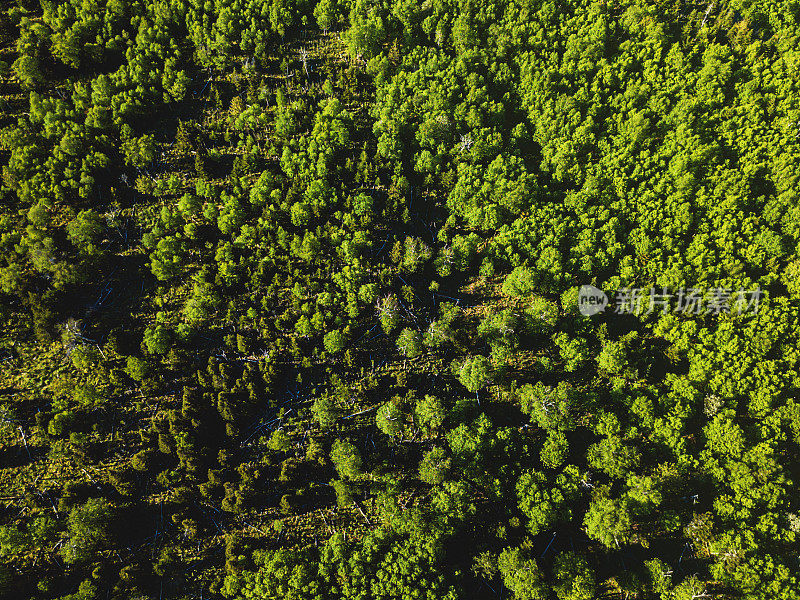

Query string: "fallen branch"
[343, 405, 378, 419]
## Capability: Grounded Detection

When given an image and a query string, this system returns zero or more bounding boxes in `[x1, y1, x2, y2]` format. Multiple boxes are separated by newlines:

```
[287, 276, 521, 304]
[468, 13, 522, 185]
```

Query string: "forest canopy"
[0, 0, 799, 599]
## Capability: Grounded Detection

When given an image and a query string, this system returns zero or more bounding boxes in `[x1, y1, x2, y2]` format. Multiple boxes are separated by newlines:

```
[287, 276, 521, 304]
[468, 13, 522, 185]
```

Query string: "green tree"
[418, 446, 450, 485]
[502, 266, 536, 297]
[330, 439, 362, 480]
[456, 356, 493, 393]
[66, 210, 104, 252]
[312, 394, 341, 428]
[314, 0, 338, 31]
[267, 429, 292, 452]
[376, 400, 403, 437]
[125, 356, 150, 382]
[121, 134, 156, 168]
[540, 430, 569, 469]
[553, 552, 596, 600]
[61, 498, 112, 564]
[0, 526, 30, 557]
[497, 547, 547, 600]
[415, 395, 445, 433]
[377, 294, 400, 334]
[516, 470, 570, 535]
[331, 479, 352, 507]
[143, 325, 172, 355]
[587, 435, 640, 479]
[323, 329, 347, 354]
[671, 575, 708, 600]
[150, 236, 182, 280]
[584, 496, 633, 548]
[396, 327, 423, 358]
[222, 547, 320, 600]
